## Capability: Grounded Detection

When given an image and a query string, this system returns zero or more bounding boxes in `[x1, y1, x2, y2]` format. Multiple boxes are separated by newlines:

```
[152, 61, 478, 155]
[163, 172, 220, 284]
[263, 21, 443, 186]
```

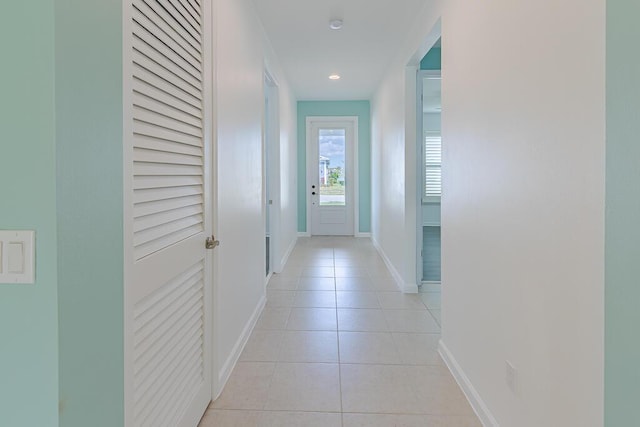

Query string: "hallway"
[199, 237, 480, 426]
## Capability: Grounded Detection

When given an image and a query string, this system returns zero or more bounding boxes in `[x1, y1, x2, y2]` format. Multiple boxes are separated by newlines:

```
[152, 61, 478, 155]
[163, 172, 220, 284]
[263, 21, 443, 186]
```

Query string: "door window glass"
[318, 128, 346, 206]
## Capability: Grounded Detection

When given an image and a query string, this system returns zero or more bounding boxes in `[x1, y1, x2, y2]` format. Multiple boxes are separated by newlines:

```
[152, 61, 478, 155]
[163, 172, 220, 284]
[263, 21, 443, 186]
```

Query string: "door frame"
[416, 69, 442, 286]
[208, 0, 221, 401]
[305, 116, 359, 236]
[263, 70, 281, 277]
[416, 69, 426, 284]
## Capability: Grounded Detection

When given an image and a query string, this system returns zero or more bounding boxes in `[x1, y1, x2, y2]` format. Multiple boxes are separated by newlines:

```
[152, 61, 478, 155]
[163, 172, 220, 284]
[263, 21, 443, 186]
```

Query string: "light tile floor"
[199, 237, 480, 427]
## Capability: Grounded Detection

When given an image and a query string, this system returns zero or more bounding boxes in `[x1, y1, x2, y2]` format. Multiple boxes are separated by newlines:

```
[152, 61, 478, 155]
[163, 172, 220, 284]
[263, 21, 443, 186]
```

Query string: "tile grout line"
[220, 238, 448, 425]
[333, 249, 346, 427]
[265, 258, 298, 413]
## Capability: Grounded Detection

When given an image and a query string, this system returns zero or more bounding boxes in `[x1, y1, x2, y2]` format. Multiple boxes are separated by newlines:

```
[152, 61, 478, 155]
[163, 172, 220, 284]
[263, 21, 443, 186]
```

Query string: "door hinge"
[205, 235, 220, 249]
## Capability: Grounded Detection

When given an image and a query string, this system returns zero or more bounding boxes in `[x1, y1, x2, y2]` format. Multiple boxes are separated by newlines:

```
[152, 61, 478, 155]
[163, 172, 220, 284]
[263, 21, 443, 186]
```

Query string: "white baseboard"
[355, 232, 372, 238]
[403, 282, 419, 293]
[297, 232, 311, 237]
[371, 237, 417, 293]
[214, 295, 266, 399]
[438, 340, 499, 427]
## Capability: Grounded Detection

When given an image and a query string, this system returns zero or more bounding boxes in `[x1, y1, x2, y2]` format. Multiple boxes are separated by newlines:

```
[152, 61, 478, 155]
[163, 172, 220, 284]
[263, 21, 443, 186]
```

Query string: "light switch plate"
[0, 230, 35, 284]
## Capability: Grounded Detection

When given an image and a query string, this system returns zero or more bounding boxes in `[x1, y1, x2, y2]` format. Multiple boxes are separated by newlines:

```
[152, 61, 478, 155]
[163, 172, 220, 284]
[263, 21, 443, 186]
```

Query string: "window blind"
[424, 132, 442, 198]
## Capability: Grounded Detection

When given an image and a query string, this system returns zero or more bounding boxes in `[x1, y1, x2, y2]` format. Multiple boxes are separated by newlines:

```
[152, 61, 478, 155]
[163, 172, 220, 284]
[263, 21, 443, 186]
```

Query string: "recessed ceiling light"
[329, 74, 341, 80]
[329, 19, 343, 30]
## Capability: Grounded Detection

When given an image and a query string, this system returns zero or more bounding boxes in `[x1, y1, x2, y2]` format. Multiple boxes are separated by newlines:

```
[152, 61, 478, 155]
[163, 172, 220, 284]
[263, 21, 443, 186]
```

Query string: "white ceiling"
[251, 0, 431, 100]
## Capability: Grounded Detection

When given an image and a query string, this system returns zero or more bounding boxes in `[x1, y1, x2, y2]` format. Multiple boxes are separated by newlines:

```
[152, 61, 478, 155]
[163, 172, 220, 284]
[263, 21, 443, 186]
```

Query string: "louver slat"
[133, 64, 202, 109]
[134, 185, 202, 205]
[133, 134, 202, 156]
[133, 78, 201, 118]
[131, 0, 203, 263]
[136, 0, 202, 61]
[133, 46, 202, 100]
[131, 34, 200, 93]
[183, 0, 202, 23]
[425, 167, 442, 196]
[134, 120, 202, 148]
[134, 175, 203, 190]
[139, 0, 201, 54]
[167, 0, 202, 33]
[134, 106, 202, 139]
[133, 92, 202, 129]
[134, 204, 203, 234]
[424, 133, 442, 197]
[133, 261, 204, 427]
[133, 146, 202, 165]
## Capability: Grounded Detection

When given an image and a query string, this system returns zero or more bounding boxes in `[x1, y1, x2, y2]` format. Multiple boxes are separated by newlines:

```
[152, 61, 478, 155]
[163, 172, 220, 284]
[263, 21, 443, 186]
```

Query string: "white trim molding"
[355, 232, 372, 238]
[420, 281, 441, 293]
[297, 232, 311, 238]
[438, 340, 500, 427]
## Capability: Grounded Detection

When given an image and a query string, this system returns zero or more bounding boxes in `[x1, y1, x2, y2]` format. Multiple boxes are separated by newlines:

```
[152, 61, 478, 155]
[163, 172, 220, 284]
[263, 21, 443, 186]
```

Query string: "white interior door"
[307, 118, 357, 236]
[124, 0, 213, 426]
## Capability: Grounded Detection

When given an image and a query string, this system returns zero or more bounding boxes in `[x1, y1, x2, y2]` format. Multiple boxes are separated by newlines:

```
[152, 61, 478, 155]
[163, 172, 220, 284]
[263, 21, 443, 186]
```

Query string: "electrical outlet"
[505, 360, 518, 395]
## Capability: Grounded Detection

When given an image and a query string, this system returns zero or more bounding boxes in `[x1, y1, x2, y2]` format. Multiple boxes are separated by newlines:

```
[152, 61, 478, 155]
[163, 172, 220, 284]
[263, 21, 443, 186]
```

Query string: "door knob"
[205, 235, 220, 249]
[312, 192, 316, 195]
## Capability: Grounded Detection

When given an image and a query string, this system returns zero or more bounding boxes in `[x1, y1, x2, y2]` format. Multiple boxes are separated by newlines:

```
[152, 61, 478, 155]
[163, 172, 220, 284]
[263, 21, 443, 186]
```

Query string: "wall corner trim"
[438, 340, 500, 427]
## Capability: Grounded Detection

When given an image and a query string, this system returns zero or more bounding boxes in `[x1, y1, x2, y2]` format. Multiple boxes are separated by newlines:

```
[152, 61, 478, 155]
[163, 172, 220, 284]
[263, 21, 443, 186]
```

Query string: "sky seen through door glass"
[319, 128, 346, 206]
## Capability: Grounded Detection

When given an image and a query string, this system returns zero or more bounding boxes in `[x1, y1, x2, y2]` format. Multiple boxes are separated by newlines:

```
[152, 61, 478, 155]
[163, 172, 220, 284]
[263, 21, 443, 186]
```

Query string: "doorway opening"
[306, 116, 358, 236]
[264, 73, 280, 279]
[416, 41, 442, 288]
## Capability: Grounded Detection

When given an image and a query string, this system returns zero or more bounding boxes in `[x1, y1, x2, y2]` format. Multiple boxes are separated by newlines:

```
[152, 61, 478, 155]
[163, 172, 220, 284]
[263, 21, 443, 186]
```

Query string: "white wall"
[422, 112, 441, 226]
[372, 0, 605, 424]
[263, 39, 298, 273]
[214, 0, 297, 395]
[275, 86, 298, 269]
[424, 113, 441, 132]
[440, 0, 605, 426]
[371, 1, 442, 292]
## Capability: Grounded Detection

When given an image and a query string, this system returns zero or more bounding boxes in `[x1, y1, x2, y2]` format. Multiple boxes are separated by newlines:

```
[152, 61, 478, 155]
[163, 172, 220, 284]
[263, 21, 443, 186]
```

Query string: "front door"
[307, 118, 356, 236]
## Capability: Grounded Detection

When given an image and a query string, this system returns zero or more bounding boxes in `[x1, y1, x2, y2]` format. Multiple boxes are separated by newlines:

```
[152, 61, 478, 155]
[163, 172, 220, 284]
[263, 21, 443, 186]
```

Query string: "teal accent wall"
[420, 47, 441, 70]
[56, 1, 124, 426]
[297, 101, 371, 233]
[0, 3, 59, 426]
[605, 0, 640, 424]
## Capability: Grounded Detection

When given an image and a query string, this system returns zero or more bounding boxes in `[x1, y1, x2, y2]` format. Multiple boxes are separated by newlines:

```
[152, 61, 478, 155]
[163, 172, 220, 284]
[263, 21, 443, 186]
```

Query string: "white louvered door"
[124, 0, 213, 426]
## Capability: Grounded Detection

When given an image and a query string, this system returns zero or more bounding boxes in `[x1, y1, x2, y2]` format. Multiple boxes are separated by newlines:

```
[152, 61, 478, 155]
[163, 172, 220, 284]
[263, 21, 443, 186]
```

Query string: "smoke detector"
[329, 19, 343, 30]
